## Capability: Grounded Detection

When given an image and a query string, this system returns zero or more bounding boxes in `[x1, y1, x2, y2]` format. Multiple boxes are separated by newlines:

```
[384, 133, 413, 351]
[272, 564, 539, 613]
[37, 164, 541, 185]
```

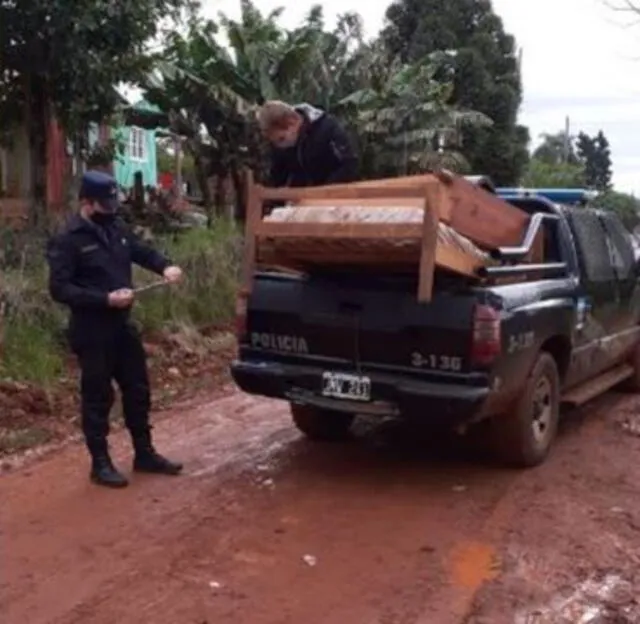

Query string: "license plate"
[321, 372, 371, 402]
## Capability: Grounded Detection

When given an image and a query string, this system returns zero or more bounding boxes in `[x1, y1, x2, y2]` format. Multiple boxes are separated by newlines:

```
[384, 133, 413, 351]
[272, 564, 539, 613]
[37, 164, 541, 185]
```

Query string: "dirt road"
[3, 387, 640, 624]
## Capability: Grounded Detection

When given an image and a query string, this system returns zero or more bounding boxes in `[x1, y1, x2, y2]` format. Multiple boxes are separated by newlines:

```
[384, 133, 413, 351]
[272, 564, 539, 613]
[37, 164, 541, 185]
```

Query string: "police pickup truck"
[231, 186, 640, 467]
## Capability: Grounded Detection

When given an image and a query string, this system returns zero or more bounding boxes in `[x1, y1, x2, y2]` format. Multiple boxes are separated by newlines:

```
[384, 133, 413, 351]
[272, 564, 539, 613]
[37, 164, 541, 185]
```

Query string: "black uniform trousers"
[71, 322, 151, 455]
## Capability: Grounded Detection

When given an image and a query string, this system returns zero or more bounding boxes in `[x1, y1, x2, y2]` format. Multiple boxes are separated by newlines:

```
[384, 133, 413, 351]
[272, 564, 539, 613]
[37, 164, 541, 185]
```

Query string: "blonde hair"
[256, 100, 298, 131]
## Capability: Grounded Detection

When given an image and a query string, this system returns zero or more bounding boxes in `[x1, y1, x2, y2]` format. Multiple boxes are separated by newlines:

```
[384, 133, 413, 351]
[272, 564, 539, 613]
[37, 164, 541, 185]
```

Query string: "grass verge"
[0, 220, 241, 386]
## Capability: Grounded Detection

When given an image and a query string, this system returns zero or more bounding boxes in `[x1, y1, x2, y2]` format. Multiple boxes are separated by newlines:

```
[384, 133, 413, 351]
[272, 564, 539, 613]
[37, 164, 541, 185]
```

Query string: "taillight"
[471, 304, 501, 365]
[235, 291, 248, 341]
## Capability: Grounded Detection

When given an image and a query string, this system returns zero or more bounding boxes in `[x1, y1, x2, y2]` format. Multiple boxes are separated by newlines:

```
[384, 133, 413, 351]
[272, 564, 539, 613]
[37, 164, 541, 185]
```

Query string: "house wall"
[112, 126, 157, 189]
[87, 123, 157, 188]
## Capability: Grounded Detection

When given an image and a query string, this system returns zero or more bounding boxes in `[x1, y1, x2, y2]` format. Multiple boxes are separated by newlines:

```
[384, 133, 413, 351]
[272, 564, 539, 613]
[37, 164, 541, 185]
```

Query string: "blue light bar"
[496, 188, 598, 204]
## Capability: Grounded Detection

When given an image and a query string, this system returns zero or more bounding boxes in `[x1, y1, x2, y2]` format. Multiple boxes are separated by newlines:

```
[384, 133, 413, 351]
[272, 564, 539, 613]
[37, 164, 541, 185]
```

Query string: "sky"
[203, 0, 640, 194]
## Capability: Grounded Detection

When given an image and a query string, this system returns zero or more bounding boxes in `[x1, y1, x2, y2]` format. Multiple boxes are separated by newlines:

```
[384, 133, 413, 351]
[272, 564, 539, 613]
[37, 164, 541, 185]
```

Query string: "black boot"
[132, 432, 183, 475]
[90, 453, 129, 488]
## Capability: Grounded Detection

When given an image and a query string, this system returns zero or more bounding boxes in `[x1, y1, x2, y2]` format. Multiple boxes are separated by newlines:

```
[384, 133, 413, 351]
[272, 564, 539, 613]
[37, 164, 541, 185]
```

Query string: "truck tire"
[290, 404, 355, 441]
[489, 352, 560, 468]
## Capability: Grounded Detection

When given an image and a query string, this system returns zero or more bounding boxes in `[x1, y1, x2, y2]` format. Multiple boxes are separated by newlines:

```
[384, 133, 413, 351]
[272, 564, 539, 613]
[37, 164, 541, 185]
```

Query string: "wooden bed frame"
[241, 170, 536, 303]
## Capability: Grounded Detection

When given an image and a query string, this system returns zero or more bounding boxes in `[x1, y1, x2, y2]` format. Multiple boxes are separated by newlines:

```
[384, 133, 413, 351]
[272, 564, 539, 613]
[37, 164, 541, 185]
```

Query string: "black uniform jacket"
[268, 103, 358, 188]
[46, 214, 170, 344]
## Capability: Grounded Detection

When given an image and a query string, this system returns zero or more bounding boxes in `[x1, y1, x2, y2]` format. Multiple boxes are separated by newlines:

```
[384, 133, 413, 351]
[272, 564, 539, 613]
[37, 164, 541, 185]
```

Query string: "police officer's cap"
[79, 170, 119, 213]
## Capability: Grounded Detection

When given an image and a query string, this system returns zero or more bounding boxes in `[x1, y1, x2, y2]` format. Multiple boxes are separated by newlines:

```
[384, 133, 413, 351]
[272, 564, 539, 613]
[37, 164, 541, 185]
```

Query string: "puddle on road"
[517, 572, 640, 623]
[448, 541, 500, 590]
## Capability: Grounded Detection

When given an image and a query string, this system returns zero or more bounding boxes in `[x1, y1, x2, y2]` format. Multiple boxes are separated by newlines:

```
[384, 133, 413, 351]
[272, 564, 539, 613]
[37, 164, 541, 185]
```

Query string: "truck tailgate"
[243, 272, 478, 375]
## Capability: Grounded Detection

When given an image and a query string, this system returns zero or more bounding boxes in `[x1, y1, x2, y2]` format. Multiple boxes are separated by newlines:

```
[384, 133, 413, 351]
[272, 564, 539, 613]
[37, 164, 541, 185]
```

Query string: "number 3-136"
[411, 352, 462, 371]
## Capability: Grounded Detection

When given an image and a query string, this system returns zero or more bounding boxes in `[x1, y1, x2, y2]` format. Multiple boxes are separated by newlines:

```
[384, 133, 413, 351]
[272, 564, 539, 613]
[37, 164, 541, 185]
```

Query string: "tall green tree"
[1, 0, 189, 218]
[336, 48, 492, 177]
[576, 131, 612, 191]
[521, 159, 585, 188]
[280, 7, 368, 111]
[381, 0, 529, 185]
[218, 0, 319, 102]
[1, 0, 191, 134]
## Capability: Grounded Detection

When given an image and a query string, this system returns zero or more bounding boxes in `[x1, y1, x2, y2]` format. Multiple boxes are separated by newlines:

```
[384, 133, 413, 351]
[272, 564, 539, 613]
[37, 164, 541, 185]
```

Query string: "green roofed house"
[88, 99, 168, 189]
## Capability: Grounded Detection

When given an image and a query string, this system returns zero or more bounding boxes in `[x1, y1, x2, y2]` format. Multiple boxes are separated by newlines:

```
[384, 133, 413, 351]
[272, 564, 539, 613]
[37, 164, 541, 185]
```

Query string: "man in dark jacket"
[47, 170, 184, 488]
[257, 101, 358, 188]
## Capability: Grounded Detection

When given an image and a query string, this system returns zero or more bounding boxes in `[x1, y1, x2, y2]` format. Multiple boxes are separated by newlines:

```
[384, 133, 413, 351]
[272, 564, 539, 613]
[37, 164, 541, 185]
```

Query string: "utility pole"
[562, 115, 571, 163]
[517, 47, 523, 75]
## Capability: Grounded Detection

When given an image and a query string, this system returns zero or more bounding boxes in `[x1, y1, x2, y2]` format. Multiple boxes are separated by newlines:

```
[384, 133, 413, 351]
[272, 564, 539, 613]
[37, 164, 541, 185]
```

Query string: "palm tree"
[218, 0, 319, 102]
[142, 1, 493, 216]
[336, 48, 492, 177]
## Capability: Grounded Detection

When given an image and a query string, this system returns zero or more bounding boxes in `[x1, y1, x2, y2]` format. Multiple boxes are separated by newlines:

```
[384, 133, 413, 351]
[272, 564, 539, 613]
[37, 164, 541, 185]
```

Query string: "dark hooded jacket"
[268, 104, 358, 188]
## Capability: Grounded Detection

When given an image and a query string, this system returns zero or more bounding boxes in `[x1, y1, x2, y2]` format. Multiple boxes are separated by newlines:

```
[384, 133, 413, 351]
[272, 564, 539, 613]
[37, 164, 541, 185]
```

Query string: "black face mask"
[90, 211, 116, 227]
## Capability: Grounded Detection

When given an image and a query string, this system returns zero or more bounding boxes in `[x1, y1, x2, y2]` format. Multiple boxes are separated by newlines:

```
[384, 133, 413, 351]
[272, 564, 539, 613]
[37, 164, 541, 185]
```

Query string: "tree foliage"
[381, 0, 529, 185]
[532, 132, 579, 166]
[527, 129, 614, 193]
[1, 0, 190, 221]
[576, 131, 613, 191]
[523, 127, 637, 230]
[2, 0, 514, 221]
[521, 159, 586, 188]
[144, 0, 494, 202]
[0, 0, 190, 133]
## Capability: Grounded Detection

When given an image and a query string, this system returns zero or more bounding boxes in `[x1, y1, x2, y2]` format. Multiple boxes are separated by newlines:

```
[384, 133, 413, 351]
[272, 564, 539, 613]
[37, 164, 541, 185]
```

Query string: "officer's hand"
[163, 265, 183, 284]
[108, 288, 135, 308]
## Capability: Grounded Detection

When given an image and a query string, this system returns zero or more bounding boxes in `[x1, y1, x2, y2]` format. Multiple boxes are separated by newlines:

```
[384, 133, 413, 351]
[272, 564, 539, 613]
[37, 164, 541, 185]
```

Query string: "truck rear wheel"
[489, 352, 560, 467]
[290, 404, 355, 441]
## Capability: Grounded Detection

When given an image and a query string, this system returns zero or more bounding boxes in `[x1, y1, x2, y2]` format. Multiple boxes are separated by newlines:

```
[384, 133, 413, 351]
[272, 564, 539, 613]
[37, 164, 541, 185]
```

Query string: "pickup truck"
[231, 186, 640, 467]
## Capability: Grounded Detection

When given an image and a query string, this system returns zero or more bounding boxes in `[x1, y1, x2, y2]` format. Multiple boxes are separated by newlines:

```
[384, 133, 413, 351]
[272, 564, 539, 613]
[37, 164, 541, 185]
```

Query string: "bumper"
[230, 359, 490, 426]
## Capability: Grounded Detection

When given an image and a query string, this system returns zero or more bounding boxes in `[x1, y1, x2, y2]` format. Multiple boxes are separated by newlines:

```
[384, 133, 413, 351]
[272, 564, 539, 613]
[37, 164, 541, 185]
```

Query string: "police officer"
[47, 170, 184, 488]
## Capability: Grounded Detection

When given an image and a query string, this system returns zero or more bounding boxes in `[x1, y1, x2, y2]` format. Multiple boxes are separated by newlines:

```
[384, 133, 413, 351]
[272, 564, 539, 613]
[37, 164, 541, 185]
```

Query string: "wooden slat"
[257, 240, 481, 276]
[417, 189, 439, 302]
[258, 175, 438, 202]
[256, 221, 423, 239]
[258, 182, 435, 203]
[445, 176, 528, 248]
[241, 170, 261, 294]
[434, 242, 482, 276]
[260, 247, 417, 265]
[289, 197, 428, 210]
[333, 174, 437, 190]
